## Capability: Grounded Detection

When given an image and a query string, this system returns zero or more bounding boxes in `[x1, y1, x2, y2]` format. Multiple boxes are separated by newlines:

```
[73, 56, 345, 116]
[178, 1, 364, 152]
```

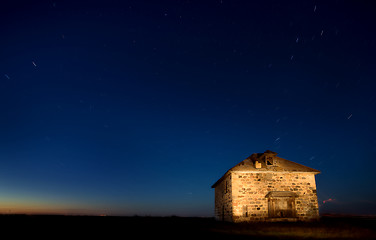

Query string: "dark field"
[1, 215, 375, 239]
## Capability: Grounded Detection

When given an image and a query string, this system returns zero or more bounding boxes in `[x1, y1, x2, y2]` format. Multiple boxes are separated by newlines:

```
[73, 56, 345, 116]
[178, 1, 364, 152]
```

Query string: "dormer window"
[266, 156, 274, 166]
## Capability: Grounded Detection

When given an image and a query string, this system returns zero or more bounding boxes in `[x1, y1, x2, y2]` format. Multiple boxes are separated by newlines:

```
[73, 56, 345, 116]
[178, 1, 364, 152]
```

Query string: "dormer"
[265, 154, 275, 166]
[262, 150, 278, 167]
[249, 150, 278, 168]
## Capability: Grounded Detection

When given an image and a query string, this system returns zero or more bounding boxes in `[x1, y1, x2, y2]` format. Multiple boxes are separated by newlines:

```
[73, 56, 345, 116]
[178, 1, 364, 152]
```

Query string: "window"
[266, 156, 274, 165]
[242, 205, 248, 217]
[266, 191, 297, 218]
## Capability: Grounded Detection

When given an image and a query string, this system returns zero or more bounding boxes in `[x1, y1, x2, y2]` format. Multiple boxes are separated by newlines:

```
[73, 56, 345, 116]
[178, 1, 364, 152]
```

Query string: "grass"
[209, 216, 376, 239]
[0, 214, 375, 239]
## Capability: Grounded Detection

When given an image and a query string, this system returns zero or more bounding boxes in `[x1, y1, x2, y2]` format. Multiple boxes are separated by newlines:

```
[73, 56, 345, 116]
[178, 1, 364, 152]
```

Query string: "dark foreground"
[1, 215, 375, 239]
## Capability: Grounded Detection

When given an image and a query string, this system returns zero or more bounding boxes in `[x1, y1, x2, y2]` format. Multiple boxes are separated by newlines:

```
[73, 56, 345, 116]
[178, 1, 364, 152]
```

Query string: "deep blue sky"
[0, 0, 375, 216]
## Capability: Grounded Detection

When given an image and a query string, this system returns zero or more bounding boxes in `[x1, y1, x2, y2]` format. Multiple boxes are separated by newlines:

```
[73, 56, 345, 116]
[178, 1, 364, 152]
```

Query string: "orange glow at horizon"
[0, 203, 99, 215]
[0, 198, 113, 216]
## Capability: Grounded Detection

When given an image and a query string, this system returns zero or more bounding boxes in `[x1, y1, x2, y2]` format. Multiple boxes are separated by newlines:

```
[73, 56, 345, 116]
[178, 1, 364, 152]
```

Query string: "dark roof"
[211, 151, 320, 188]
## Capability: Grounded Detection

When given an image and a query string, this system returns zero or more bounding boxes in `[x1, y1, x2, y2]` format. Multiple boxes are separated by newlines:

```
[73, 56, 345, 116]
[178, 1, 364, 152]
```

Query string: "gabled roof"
[211, 151, 320, 188]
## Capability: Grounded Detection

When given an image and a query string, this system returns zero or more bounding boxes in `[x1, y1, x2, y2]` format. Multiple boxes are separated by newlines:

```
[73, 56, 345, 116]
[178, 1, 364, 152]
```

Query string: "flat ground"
[1, 215, 375, 239]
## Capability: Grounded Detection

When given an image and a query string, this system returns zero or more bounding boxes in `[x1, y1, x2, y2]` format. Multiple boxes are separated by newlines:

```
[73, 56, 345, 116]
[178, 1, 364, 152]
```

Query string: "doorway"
[266, 191, 297, 218]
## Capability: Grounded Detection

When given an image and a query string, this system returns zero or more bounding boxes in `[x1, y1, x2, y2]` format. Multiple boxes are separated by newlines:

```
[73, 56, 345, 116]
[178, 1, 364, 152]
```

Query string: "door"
[268, 197, 296, 218]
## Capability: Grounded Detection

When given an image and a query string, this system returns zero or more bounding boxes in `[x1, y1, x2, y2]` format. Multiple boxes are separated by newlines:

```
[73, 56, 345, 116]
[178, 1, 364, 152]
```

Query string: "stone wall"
[231, 171, 319, 222]
[214, 173, 233, 221]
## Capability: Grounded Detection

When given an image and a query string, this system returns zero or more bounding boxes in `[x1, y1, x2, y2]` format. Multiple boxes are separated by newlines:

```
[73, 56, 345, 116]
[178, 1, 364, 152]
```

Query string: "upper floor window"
[266, 156, 274, 165]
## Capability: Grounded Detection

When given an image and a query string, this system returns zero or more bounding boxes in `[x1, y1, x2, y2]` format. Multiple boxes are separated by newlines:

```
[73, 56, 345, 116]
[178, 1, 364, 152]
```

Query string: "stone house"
[211, 150, 320, 222]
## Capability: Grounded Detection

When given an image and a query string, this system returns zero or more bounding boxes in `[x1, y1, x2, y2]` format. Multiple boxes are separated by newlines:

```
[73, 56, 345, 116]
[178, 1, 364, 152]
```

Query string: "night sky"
[1, 0, 376, 216]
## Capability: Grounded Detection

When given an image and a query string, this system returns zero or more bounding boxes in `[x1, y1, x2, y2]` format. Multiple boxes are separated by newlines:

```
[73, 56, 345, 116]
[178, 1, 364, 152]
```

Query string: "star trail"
[0, 0, 375, 216]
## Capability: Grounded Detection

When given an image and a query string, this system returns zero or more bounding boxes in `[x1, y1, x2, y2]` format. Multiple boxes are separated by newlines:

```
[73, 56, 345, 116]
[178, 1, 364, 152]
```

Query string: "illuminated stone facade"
[212, 151, 320, 222]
